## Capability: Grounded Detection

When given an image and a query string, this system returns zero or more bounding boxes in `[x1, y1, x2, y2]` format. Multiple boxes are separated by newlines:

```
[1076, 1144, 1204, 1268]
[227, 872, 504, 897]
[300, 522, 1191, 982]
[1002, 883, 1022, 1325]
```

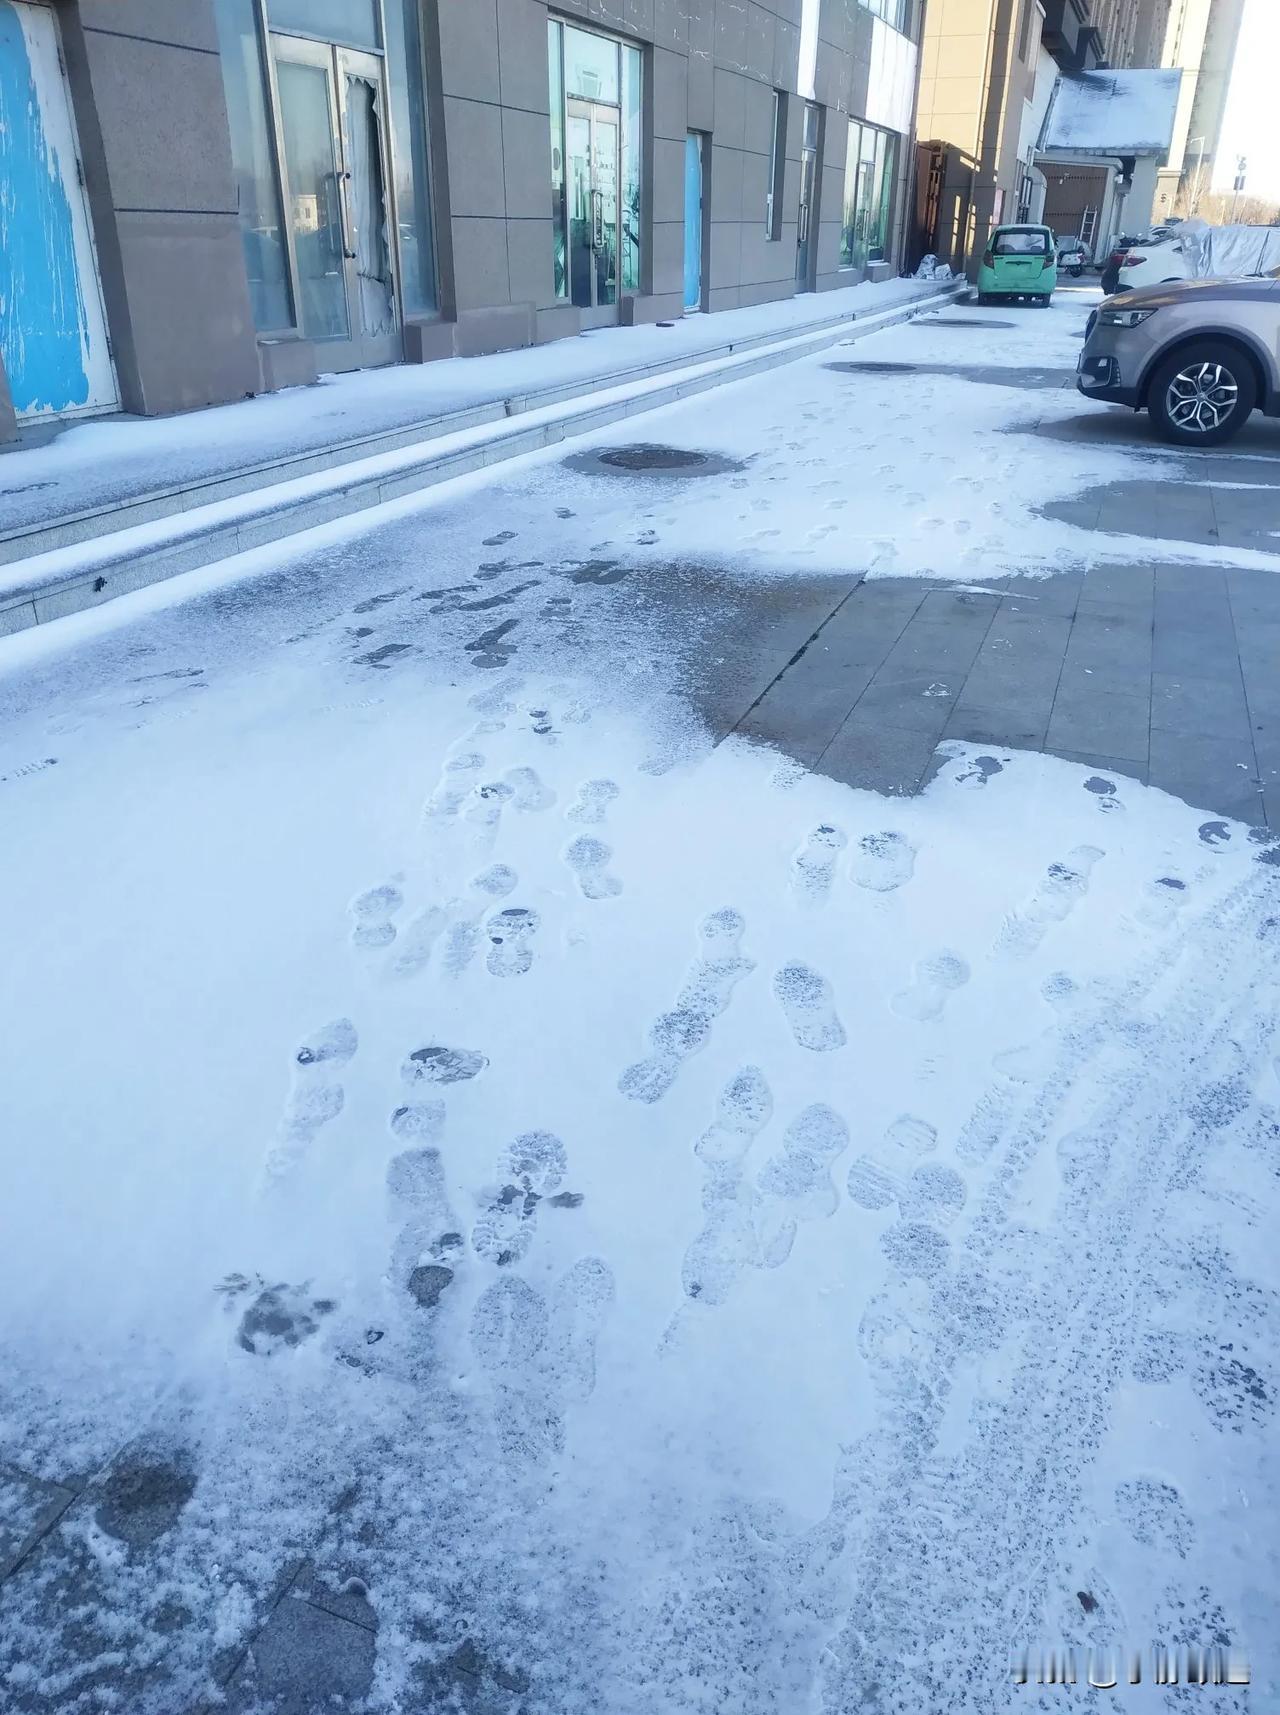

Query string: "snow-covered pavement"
[1, 294, 1278, 1713]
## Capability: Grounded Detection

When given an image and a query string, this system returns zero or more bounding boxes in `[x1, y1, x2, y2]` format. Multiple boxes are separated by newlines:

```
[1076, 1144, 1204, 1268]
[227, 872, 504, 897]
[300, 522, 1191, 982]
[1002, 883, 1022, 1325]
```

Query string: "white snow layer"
[0, 663, 1278, 1710]
[1040, 69, 1182, 156]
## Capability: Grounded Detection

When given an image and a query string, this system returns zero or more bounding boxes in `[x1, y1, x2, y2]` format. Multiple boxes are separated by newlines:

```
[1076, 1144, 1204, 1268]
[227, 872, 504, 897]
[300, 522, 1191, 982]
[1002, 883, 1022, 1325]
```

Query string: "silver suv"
[1076, 276, 1280, 446]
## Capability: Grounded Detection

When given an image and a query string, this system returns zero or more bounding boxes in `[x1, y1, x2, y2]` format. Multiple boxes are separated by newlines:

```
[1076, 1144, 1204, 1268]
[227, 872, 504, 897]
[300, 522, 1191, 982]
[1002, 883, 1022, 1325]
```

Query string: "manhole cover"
[928, 317, 1015, 329]
[566, 443, 742, 478]
[825, 361, 919, 375]
[599, 445, 708, 471]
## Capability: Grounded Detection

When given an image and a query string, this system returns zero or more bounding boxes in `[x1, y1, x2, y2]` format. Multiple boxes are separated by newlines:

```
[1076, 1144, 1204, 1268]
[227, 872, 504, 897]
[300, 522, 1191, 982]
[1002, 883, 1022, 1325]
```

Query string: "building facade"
[0, 0, 924, 438]
[1150, 0, 1246, 223]
[915, 0, 1180, 272]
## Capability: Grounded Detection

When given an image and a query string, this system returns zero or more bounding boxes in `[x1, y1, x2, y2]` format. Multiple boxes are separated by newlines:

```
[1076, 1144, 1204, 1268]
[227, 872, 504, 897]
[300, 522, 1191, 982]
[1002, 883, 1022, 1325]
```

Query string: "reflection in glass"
[548, 21, 568, 299]
[214, 0, 292, 330]
[621, 43, 641, 290]
[594, 111, 619, 306]
[345, 74, 396, 336]
[563, 23, 619, 104]
[383, 0, 436, 314]
[275, 57, 350, 339]
[268, 0, 379, 50]
[840, 119, 900, 269]
[567, 107, 593, 308]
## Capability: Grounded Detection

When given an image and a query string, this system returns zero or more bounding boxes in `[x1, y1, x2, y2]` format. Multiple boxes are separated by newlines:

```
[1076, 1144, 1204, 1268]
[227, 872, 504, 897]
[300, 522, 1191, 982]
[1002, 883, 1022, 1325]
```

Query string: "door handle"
[593, 188, 604, 250]
[798, 202, 809, 243]
[336, 170, 357, 260]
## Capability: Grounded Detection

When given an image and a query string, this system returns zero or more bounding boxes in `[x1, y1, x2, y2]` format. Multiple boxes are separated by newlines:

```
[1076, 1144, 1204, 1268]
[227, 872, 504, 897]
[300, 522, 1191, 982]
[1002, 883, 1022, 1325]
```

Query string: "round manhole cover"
[826, 361, 919, 375]
[598, 445, 709, 471]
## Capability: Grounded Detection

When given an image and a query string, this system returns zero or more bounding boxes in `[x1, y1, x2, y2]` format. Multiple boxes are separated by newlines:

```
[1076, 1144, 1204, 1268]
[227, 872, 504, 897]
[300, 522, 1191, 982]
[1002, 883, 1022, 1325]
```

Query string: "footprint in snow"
[389, 1098, 445, 1143]
[850, 830, 916, 893]
[1199, 820, 1232, 849]
[953, 753, 1005, 789]
[619, 908, 754, 1101]
[466, 779, 515, 832]
[389, 905, 448, 978]
[847, 1114, 938, 1211]
[472, 863, 518, 897]
[567, 779, 619, 825]
[1084, 774, 1123, 815]
[1114, 1478, 1193, 1558]
[218, 1274, 337, 1357]
[755, 1104, 850, 1267]
[995, 847, 1104, 956]
[386, 1145, 462, 1307]
[1132, 873, 1189, 931]
[424, 751, 485, 819]
[401, 1043, 488, 1086]
[565, 834, 622, 899]
[774, 962, 846, 1052]
[892, 953, 970, 1022]
[486, 906, 539, 977]
[791, 824, 847, 905]
[348, 882, 402, 948]
[262, 1019, 358, 1185]
[471, 1131, 568, 1266]
[505, 767, 555, 811]
[683, 1067, 774, 1306]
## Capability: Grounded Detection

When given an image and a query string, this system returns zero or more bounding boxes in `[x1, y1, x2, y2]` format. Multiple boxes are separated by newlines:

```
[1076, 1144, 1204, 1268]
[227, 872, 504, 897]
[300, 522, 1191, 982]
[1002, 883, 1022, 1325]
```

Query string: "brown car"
[1076, 276, 1280, 446]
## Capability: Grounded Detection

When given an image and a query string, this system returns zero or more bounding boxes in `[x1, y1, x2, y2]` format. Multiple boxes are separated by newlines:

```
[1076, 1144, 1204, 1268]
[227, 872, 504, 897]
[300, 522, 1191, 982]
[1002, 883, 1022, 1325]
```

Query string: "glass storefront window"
[840, 119, 900, 270]
[621, 42, 641, 290]
[548, 21, 568, 300]
[564, 24, 619, 104]
[214, 0, 292, 330]
[267, 0, 379, 50]
[383, 0, 437, 314]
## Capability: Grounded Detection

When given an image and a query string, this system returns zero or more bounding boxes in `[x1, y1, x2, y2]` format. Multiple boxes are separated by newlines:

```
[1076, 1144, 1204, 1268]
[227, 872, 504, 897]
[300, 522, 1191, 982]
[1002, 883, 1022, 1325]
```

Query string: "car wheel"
[976, 292, 991, 306]
[1148, 343, 1257, 447]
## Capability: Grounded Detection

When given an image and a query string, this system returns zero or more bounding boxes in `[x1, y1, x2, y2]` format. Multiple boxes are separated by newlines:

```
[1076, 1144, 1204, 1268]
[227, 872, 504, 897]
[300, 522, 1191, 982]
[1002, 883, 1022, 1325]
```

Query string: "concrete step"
[0, 284, 960, 639]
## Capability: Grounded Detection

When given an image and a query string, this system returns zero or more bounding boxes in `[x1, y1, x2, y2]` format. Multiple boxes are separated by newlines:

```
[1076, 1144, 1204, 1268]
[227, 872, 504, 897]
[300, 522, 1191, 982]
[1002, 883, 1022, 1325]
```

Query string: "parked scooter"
[1055, 235, 1088, 278]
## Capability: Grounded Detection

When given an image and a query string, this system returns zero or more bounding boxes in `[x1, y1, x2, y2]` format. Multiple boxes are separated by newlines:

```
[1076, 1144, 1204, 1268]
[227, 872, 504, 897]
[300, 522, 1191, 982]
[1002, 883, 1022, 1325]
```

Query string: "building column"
[55, 0, 261, 416]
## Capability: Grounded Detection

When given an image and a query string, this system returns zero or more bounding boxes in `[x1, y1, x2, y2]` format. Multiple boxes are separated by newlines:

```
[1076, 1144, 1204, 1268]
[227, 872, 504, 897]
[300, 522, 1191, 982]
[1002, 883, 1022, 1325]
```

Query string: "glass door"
[683, 132, 703, 312]
[271, 33, 401, 369]
[796, 103, 820, 291]
[566, 96, 621, 326]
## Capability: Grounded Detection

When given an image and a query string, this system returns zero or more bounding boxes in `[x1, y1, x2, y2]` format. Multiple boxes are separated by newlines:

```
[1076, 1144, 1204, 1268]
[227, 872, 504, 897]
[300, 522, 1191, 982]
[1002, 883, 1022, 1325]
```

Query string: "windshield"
[994, 230, 1050, 256]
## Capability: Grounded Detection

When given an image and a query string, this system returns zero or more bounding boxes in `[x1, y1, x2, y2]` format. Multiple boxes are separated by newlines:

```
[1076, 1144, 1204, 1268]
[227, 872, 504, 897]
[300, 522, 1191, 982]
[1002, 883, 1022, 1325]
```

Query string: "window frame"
[766, 89, 787, 239]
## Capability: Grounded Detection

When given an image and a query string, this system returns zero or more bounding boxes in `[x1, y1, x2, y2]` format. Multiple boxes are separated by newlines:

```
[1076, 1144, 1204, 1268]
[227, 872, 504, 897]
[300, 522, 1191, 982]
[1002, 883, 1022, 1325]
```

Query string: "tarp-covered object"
[1041, 69, 1181, 156]
[1182, 223, 1280, 279]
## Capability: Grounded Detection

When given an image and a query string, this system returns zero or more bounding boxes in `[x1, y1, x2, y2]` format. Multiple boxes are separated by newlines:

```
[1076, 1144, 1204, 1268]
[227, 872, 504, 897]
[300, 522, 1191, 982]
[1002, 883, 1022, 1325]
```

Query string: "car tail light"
[1123, 252, 1145, 266]
[982, 249, 994, 267]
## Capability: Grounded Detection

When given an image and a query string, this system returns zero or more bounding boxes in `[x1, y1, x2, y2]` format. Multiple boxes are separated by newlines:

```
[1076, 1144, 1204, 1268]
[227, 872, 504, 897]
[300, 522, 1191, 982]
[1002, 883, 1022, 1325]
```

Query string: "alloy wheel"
[1164, 362, 1239, 435]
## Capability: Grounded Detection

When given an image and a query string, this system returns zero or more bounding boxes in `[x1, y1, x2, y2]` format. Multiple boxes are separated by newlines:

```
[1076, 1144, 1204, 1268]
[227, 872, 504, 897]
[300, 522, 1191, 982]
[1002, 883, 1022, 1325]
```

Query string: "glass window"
[766, 91, 785, 237]
[383, 0, 436, 314]
[840, 119, 900, 270]
[275, 56, 350, 339]
[993, 228, 1050, 255]
[548, 21, 568, 300]
[266, 0, 379, 50]
[215, 0, 293, 330]
[621, 42, 642, 290]
[564, 24, 619, 104]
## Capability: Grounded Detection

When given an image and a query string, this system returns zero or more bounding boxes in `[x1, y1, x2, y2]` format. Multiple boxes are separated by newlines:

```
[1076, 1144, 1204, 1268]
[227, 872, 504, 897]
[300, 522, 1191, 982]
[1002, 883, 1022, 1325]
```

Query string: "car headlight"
[1098, 307, 1158, 328]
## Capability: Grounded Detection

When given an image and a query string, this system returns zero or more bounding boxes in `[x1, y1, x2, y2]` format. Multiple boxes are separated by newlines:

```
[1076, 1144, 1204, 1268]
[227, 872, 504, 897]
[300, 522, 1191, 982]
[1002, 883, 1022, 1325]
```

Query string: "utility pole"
[1186, 135, 1206, 217]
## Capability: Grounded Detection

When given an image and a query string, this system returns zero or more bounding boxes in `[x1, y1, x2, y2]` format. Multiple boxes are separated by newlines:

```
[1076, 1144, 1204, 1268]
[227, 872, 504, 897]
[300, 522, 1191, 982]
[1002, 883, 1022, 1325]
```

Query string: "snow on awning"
[1039, 69, 1182, 157]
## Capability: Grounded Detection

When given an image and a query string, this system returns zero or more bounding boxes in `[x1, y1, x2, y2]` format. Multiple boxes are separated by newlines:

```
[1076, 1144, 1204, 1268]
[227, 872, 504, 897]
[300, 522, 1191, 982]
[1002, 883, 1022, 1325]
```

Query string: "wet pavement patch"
[924, 317, 1017, 329]
[96, 1448, 198, 1547]
[827, 360, 1072, 391]
[566, 444, 742, 478]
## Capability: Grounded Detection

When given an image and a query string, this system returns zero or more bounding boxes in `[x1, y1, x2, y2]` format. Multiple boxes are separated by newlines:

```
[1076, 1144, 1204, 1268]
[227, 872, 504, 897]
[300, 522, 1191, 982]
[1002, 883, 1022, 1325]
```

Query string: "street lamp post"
[1186, 136, 1206, 217]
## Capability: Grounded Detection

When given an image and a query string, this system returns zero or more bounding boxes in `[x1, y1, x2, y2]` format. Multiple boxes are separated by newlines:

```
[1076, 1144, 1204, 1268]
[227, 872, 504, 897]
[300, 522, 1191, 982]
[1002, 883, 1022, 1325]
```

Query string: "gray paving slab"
[1150, 624, 1244, 681]
[735, 669, 874, 765]
[1046, 687, 1151, 764]
[819, 713, 941, 796]
[221, 1596, 377, 1715]
[1048, 750, 1149, 786]
[1077, 565, 1154, 609]
[1149, 672, 1253, 742]
[877, 618, 995, 677]
[1147, 731, 1264, 825]
[944, 700, 1051, 749]
[850, 668, 960, 734]
[0, 1464, 75, 1582]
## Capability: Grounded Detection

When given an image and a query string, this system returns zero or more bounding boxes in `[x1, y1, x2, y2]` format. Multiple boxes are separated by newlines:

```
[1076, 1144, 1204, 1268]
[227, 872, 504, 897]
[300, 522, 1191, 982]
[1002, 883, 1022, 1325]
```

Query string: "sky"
[1212, 0, 1280, 200]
